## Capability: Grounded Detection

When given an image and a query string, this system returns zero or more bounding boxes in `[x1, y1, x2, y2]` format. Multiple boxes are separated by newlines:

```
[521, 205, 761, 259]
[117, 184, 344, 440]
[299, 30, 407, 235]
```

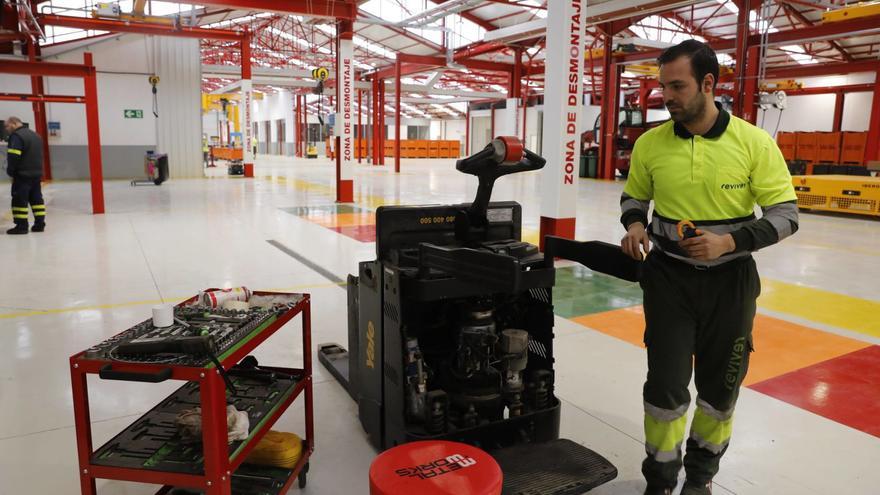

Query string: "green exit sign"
[124, 109, 143, 119]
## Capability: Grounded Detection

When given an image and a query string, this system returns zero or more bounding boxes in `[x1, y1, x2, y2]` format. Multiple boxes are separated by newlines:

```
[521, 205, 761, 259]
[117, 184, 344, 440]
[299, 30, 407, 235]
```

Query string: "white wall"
[0, 76, 36, 128]
[0, 35, 158, 147]
[841, 92, 872, 132]
[1, 34, 203, 178]
[253, 90, 294, 152]
[761, 71, 876, 135]
[153, 36, 203, 177]
[444, 119, 466, 154]
[429, 120, 442, 139]
[45, 35, 158, 147]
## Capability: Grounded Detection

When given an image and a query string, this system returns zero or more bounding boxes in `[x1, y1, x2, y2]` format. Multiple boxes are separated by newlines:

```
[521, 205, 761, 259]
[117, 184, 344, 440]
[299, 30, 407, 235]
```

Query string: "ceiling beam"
[41, 13, 244, 41]
[780, 2, 854, 62]
[618, 13, 880, 63]
[764, 60, 879, 79]
[197, 0, 356, 19]
[782, 83, 874, 96]
[429, 0, 498, 31]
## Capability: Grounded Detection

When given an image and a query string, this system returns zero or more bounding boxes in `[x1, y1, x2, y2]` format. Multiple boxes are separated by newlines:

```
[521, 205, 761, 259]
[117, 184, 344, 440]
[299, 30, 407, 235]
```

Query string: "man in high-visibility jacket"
[5, 117, 46, 235]
[619, 41, 798, 495]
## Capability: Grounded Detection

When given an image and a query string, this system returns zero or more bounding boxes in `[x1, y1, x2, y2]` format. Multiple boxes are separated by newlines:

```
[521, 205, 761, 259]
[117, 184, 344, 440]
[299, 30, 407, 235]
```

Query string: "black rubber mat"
[492, 439, 618, 495]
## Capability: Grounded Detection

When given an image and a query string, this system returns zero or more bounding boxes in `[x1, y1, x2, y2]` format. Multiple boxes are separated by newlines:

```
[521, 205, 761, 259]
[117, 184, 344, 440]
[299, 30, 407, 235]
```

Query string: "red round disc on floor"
[369, 441, 503, 495]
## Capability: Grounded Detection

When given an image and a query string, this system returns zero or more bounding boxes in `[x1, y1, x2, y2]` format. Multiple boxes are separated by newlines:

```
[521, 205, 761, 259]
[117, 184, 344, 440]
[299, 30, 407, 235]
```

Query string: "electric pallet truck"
[320, 136, 640, 494]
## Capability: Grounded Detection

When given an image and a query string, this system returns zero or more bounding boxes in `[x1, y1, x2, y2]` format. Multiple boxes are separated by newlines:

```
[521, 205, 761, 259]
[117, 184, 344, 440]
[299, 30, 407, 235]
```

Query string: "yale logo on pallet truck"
[365, 320, 376, 369]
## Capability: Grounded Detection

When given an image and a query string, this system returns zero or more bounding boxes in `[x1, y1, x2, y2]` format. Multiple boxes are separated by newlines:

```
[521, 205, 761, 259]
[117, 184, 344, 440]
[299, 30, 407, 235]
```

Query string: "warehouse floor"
[1, 155, 878, 494]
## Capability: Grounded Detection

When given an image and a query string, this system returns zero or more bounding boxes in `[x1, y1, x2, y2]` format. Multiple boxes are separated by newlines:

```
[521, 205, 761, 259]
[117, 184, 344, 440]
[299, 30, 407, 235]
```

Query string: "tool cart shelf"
[69, 291, 314, 495]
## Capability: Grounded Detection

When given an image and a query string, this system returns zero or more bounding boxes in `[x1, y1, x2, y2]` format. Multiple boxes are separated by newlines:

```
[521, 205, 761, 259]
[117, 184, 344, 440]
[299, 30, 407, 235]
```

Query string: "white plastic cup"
[152, 304, 174, 328]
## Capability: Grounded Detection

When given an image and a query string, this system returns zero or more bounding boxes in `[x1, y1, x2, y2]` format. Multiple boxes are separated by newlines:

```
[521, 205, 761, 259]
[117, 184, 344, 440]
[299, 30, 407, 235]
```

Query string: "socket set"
[91, 372, 299, 474]
[82, 298, 303, 366]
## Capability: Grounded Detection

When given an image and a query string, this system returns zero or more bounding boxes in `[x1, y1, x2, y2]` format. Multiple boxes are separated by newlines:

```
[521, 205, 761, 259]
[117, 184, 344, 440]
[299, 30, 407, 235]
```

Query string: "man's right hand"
[621, 222, 650, 260]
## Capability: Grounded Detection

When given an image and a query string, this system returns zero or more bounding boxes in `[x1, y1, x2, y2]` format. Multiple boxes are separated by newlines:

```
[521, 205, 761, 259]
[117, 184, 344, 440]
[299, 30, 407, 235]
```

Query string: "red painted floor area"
[749, 345, 880, 438]
[330, 224, 376, 242]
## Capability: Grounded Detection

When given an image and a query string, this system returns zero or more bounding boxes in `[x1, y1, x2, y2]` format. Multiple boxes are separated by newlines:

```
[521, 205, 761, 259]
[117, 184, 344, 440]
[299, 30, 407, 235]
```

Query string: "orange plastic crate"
[841, 131, 868, 165]
[795, 132, 819, 164]
[776, 132, 797, 161]
[211, 147, 243, 160]
[428, 141, 440, 158]
[448, 140, 460, 158]
[414, 140, 428, 158]
[816, 132, 842, 163]
[404, 141, 417, 158]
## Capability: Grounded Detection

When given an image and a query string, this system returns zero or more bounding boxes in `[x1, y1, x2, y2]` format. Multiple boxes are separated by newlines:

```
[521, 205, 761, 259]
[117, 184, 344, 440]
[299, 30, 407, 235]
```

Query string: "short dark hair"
[657, 39, 719, 90]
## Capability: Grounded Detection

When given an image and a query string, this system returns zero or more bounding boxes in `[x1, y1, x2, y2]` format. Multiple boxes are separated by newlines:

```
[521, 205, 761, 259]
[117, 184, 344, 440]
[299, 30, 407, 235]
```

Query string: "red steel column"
[395, 57, 401, 173]
[357, 87, 362, 163]
[295, 95, 302, 157]
[832, 91, 844, 133]
[303, 95, 309, 155]
[241, 30, 254, 177]
[866, 73, 880, 162]
[370, 77, 379, 165]
[639, 79, 650, 122]
[83, 53, 104, 215]
[379, 80, 386, 165]
[599, 32, 621, 179]
[733, 0, 754, 118]
[27, 42, 52, 180]
[742, 45, 761, 125]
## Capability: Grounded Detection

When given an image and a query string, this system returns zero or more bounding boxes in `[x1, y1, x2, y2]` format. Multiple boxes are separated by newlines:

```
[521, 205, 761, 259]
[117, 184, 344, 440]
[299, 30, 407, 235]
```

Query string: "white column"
[241, 79, 253, 164]
[538, 0, 585, 245]
[504, 97, 519, 137]
[336, 25, 354, 202]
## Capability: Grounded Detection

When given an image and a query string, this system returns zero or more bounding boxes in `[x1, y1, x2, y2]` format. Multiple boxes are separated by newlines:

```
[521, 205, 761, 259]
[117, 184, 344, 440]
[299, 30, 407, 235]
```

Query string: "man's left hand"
[679, 230, 735, 261]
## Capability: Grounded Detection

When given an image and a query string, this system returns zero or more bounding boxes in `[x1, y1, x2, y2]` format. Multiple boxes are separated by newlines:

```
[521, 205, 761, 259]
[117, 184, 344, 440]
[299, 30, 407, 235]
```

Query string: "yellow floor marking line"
[268, 176, 398, 210]
[758, 279, 880, 338]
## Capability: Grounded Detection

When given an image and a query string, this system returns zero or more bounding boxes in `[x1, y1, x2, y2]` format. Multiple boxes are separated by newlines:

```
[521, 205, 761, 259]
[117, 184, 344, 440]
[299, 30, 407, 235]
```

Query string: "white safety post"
[538, 0, 585, 249]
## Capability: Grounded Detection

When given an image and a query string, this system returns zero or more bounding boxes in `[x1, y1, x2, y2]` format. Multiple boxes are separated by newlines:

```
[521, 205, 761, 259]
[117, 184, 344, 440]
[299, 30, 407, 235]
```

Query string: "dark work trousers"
[11, 176, 46, 228]
[640, 250, 759, 488]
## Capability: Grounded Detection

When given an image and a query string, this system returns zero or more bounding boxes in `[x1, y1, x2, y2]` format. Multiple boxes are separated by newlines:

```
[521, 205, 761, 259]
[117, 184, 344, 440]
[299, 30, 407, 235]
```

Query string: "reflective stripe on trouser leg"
[32, 204, 46, 217]
[690, 398, 734, 454]
[12, 206, 29, 220]
[645, 401, 689, 462]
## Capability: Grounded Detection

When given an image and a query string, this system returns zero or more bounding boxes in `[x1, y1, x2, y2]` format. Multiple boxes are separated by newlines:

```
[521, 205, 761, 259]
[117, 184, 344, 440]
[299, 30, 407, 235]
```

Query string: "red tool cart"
[69, 291, 314, 495]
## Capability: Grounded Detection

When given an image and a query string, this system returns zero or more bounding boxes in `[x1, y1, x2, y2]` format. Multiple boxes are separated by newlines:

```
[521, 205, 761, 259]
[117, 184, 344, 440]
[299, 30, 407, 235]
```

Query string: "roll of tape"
[152, 304, 174, 328]
[222, 300, 250, 312]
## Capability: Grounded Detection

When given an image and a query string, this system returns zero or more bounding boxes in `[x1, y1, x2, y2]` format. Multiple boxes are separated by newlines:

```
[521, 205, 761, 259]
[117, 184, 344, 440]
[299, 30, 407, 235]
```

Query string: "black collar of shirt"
[673, 101, 729, 139]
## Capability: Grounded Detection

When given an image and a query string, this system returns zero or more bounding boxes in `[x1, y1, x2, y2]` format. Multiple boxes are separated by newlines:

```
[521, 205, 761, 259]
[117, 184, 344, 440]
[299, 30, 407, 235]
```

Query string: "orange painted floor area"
[573, 307, 871, 386]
